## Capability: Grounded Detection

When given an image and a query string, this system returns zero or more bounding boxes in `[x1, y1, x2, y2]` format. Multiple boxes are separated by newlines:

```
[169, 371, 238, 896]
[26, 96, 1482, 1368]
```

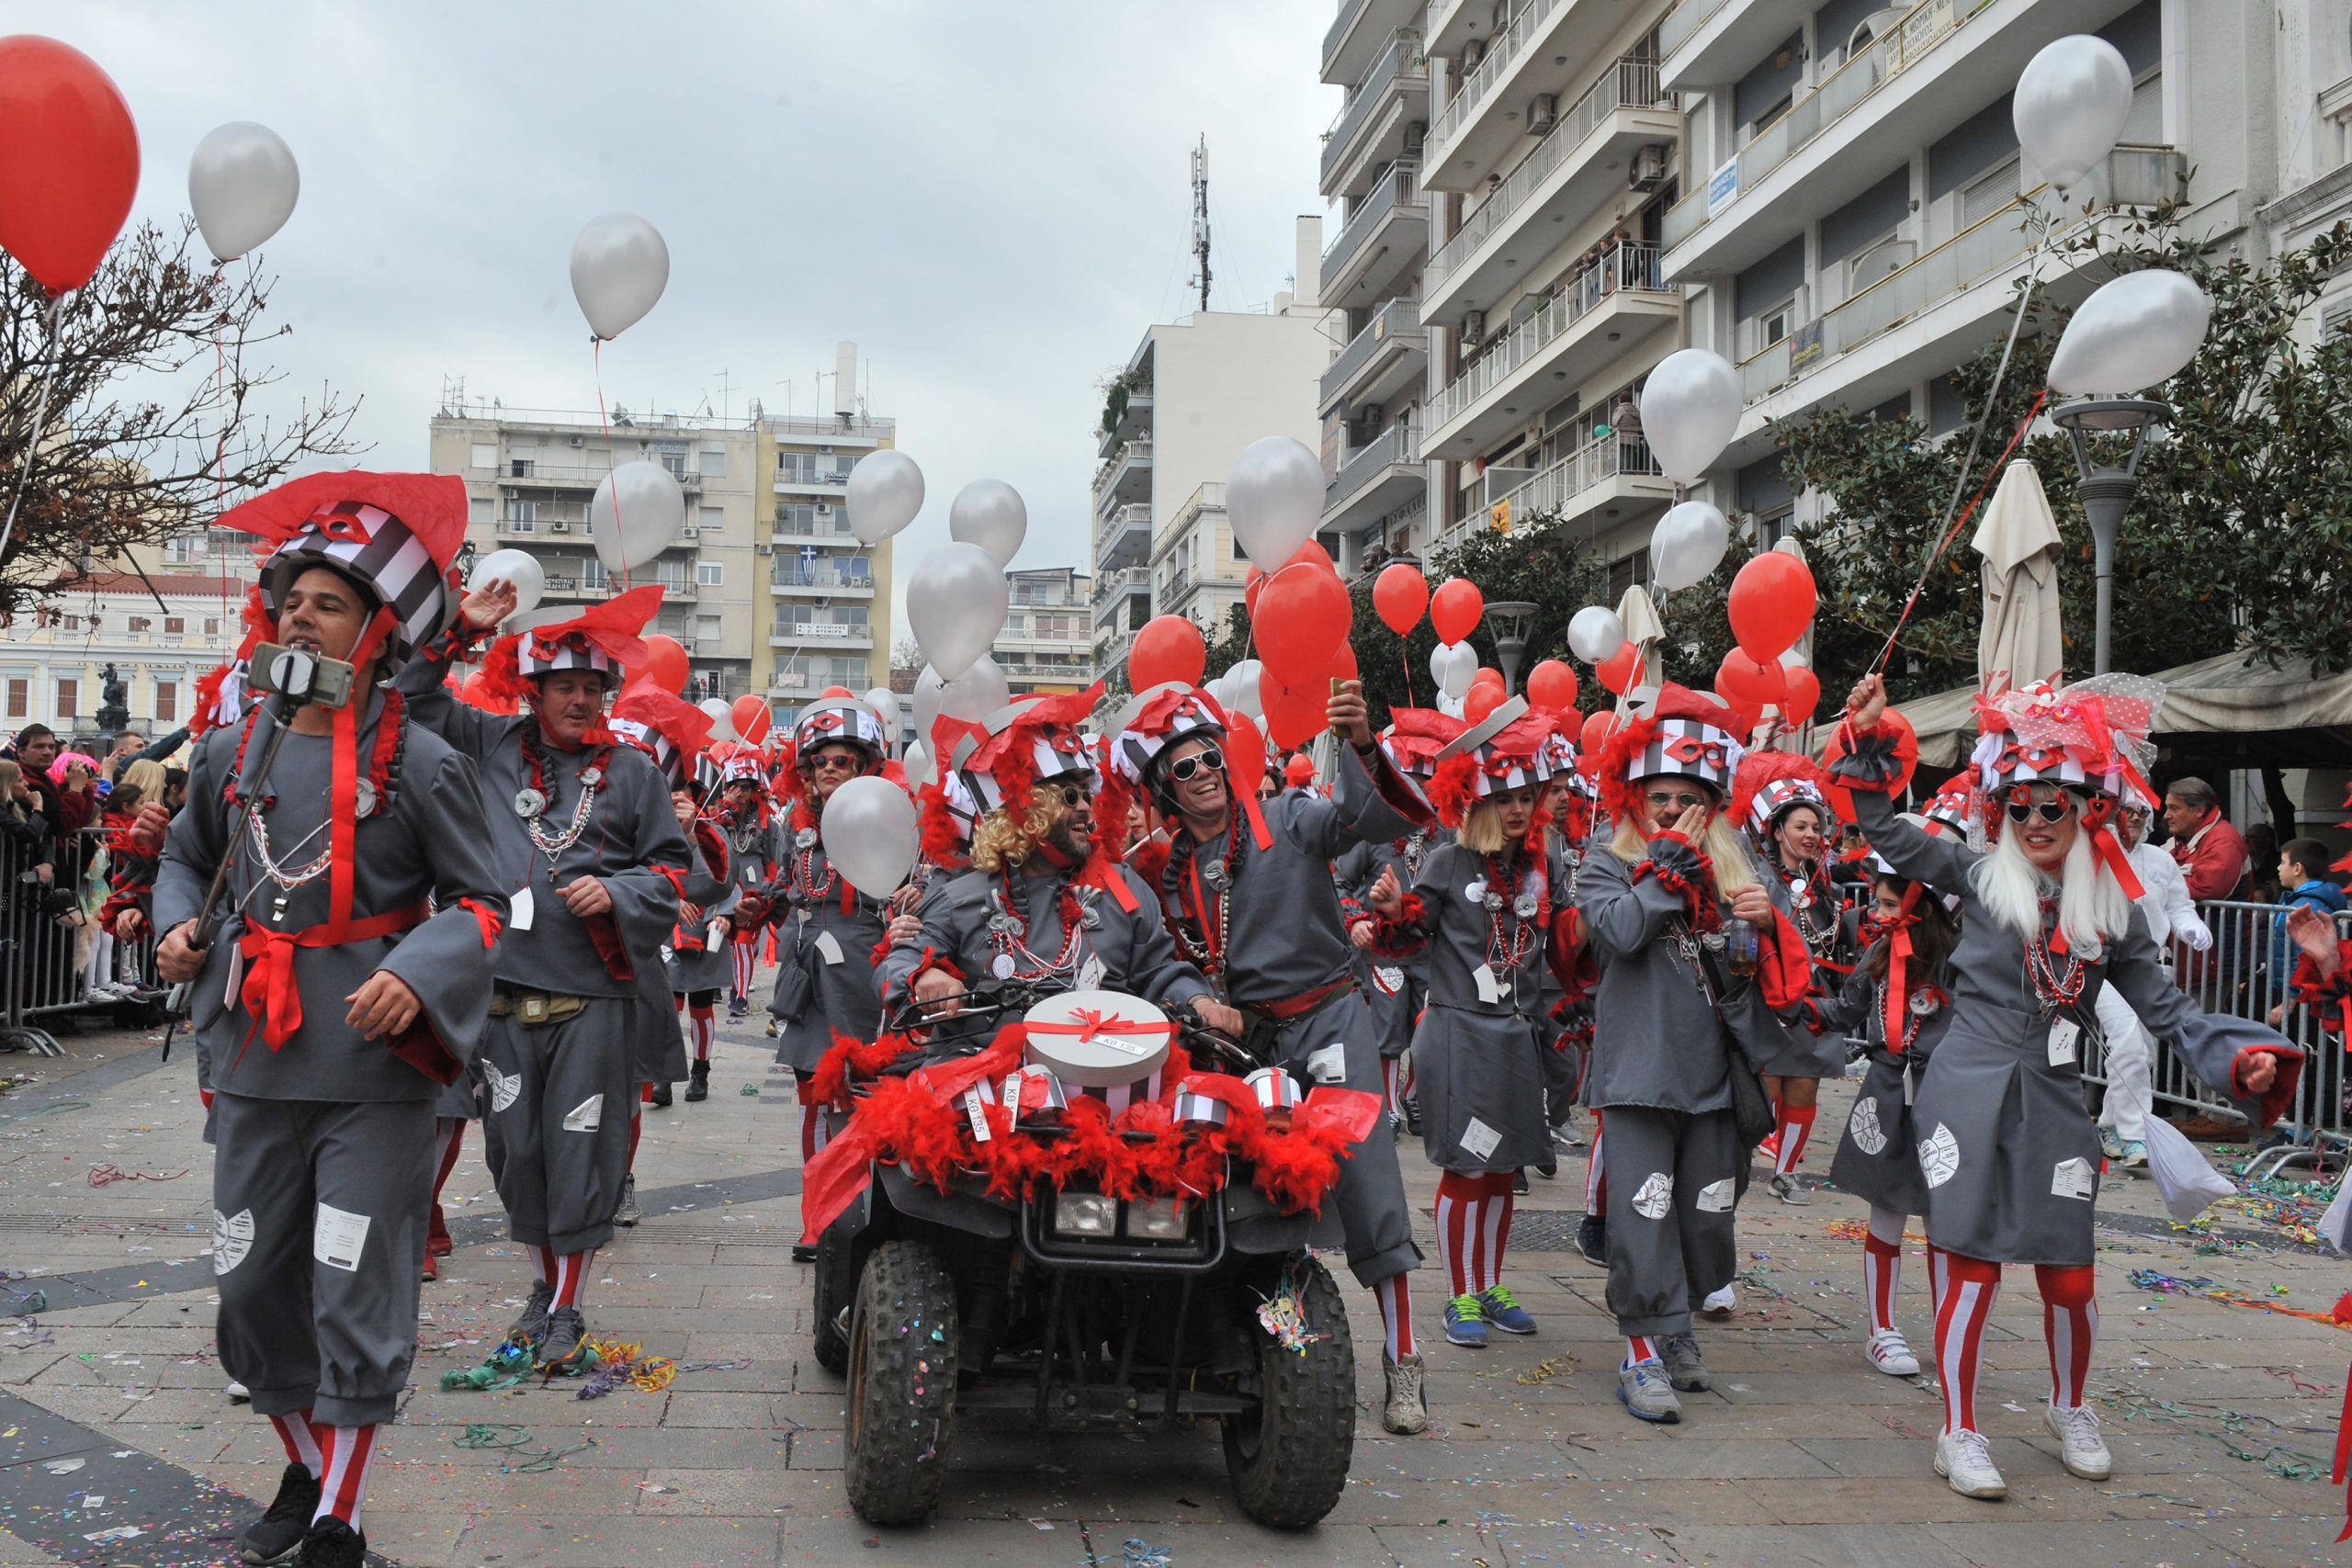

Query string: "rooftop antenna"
[1189, 135, 1212, 313]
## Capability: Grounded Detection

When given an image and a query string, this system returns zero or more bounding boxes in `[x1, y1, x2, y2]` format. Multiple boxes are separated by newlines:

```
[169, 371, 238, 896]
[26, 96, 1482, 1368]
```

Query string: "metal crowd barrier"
[2, 824, 165, 1056]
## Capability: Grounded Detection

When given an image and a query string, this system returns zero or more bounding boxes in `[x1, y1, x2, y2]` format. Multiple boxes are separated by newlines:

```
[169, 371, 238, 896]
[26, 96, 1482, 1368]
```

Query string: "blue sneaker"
[1479, 1285, 1535, 1335]
[1616, 1358, 1682, 1422]
[1442, 1292, 1487, 1348]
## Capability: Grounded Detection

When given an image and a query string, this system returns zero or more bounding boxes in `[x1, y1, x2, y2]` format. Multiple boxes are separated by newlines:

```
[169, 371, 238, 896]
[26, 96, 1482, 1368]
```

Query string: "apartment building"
[1090, 234, 1339, 683]
[430, 348, 896, 708]
[0, 566, 243, 741]
[995, 568, 1094, 697]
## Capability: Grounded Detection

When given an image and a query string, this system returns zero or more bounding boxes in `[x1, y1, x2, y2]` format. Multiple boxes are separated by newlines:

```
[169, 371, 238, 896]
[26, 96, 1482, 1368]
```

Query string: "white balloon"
[904, 739, 933, 790]
[912, 665, 948, 751]
[1227, 659, 1264, 719]
[862, 684, 900, 735]
[2014, 35, 2133, 192]
[1226, 436, 1325, 568]
[948, 479, 1027, 567]
[820, 775, 919, 898]
[847, 451, 925, 546]
[469, 548, 547, 618]
[1435, 641, 1478, 699]
[589, 461, 686, 573]
[1650, 501, 1732, 592]
[1638, 349, 1743, 485]
[187, 122, 299, 263]
[1779, 647, 1810, 669]
[1566, 605, 1625, 664]
[907, 543, 1008, 681]
[569, 213, 669, 341]
[2046, 269, 2211, 395]
[698, 696, 734, 741]
[939, 654, 1010, 722]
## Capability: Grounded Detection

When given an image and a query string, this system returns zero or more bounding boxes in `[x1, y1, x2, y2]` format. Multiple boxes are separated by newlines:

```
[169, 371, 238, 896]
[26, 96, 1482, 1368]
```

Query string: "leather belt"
[1237, 975, 1357, 1023]
[489, 983, 590, 1027]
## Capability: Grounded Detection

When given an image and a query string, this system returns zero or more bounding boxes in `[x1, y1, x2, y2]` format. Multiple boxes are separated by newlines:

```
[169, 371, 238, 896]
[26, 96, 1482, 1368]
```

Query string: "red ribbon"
[2078, 796, 2147, 900]
[1863, 897, 1922, 1051]
[2335, 1363, 2352, 1541]
[235, 902, 430, 1053]
[1027, 1008, 1174, 1047]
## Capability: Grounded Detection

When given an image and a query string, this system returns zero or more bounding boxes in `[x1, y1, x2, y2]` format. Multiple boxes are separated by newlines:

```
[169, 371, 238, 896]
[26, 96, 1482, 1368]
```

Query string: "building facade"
[1090, 227, 1340, 685]
[1, 564, 243, 745]
[995, 567, 1094, 697]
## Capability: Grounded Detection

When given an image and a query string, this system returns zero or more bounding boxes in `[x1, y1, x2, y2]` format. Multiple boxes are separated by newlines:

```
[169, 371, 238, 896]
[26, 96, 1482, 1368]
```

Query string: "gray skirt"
[1827, 1051, 1930, 1218]
[1412, 1004, 1551, 1174]
[1914, 1018, 2103, 1266]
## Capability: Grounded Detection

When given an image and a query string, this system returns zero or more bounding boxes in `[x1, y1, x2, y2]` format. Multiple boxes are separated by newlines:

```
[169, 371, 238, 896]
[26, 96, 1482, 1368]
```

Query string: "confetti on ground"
[1514, 1355, 1575, 1387]
[85, 1162, 188, 1186]
[2126, 1267, 2352, 1329]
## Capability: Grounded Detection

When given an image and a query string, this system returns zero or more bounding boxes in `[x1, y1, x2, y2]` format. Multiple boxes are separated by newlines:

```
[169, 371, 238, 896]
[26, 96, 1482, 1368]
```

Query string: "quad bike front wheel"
[1222, 1255, 1355, 1529]
[843, 1240, 960, 1526]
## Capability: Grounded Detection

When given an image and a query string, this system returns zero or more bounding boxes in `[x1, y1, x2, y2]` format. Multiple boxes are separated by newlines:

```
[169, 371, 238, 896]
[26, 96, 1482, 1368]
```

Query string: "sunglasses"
[2006, 794, 2077, 825]
[1166, 748, 1225, 783]
[808, 752, 863, 773]
[1055, 783, 1090, 807]
[1644, 789, 1708, 813]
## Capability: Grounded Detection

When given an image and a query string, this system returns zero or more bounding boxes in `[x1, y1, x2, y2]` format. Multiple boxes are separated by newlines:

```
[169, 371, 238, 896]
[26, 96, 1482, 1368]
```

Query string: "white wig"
[1969, 813, 2133, 959]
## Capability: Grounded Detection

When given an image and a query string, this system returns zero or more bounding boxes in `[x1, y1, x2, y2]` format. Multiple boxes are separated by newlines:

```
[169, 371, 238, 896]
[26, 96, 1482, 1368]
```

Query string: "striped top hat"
[609, 685, 714, 789]
[1968, 673, 2163, 802]
[1428, 696, 1555, 828]
[219, 471, 469, 669]
[1106, 682, 1227, 788]
[504, 584, 664, 691]
[951, 683, 1105, 816]
[1380, 706, 1466, 781]
[1595, 683, 1747, 829]
[793, 697, 889, 763]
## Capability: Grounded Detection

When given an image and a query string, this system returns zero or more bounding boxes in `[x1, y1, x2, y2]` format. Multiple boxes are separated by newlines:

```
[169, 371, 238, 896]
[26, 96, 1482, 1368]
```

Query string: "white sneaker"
[1934, 1427, 2007, 1499]
[1867, 1326, 1920, 1376]
[1381, 1352, 1429, 1435]
[2044, 1402, 2112, 1480]
[225, 1381, 250, 1403]
[1701, 1284, 1736, 1316]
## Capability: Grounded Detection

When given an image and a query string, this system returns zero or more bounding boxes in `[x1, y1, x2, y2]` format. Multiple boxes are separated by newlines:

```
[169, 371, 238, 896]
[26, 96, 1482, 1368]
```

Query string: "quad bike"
[812, 984, 1362, 1530]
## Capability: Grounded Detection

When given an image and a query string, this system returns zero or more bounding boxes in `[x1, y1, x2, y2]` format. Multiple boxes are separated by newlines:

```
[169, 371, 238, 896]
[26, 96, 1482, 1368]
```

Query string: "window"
[584, 559, 608, 591]
[56, 678, 77, 719]
[154, 680, 178, 724]
[1607, 548, 1651, 602]
[696, 559, 724, 586]
[654, 560, 690, 592]
[130, 615, 153, 634]
[4, 675, 26, 719]
[469, 496, 492, 525]
[657, 443, 687, 479]
[1755, 297, 1795, 351]
[695, 615, 724, 647]
[205, 617, 220, 636]
[506, 501, 537, 531]
[777, 451, 817, 482]
[469, 443, 496, 470]
[164, 616, 185, 636]
[698, 505, 724, 533]
[509, 457, 534, 478]
[164, 533, 208, 565]
[700, 446, 727, 479]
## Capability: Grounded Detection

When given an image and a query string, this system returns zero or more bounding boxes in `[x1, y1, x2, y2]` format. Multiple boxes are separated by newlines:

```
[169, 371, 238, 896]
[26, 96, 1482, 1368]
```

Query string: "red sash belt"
[238, 900, 432, 1051]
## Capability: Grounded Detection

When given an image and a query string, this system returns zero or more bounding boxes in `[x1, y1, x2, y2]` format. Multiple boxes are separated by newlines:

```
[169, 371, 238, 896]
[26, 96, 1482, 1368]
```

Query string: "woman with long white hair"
[1837, 672, 2300, 1502]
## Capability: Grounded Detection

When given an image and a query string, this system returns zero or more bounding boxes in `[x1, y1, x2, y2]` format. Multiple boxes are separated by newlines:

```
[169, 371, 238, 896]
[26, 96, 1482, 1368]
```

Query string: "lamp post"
[1483, 600, 1540, 694]
[2051, 397, 2169, 676]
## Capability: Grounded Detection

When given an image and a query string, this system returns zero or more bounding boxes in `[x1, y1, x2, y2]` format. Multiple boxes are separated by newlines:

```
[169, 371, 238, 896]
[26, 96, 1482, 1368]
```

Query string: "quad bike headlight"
[1053, 1191, 1118, 1238]
[1125, 1196, 1189, 1240]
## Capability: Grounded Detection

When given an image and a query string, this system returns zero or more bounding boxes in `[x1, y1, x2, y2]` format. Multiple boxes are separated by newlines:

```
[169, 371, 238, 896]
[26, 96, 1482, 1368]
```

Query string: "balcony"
[1661, 0, 2139, 278]
[501, 462, 700, 491]
[1431, 434, 1671, 556]
[769, 568, 877, 596]
[1095, 388, 1154, 458]
[1421, 0, 1629, 192]
[1724, 148, 2186, 462]
[768, 621, 873, 650]
[1658, 0, 1812, 96]
[1423, 57, 1676, 321]
[1320, 297, 1426, 417]
[1093, 502, 1152, 573]
[1322, 32, 1430, 199]
[1320, 164, 1428, 308]
[1324, 0, 1419, 86]
[1091, 439, 1154, 512]
[1425, 0, 1479, 60]
[772, 474, 852, 494]
[1322, 423, 1423, 534]
[1096, 626, 1137, 678]
[1426, 243, 1679, 457]
[1091, 567, 1150, 625]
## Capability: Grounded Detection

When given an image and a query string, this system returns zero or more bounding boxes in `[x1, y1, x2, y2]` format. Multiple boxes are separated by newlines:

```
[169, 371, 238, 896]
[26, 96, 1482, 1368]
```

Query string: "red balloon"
[1469, 666, 1505, 693]
[1596, 643, 1646, 696]
[1578, 708, 1620, 774]
[730, 694, 774, 745]
[0, 39, 139, 295]
[1373, 563, 1428, 636]
[820, 684, 854, 697]
[1464, 686, 1505, 725]
[1283, 539, 1337, 575]
[1129, 615, 1207, 690]
[1526, 659, 1579, 711]
[1728, 552, 1818, 664]
[1430, 579, 1484, 647]
[1258, 642, 1357, 750]
[1254, 562, 1351, 681]
[641, 635, 690, 694]
[1781, 665, 1822, 725]
[1715, 649, 1787, 707]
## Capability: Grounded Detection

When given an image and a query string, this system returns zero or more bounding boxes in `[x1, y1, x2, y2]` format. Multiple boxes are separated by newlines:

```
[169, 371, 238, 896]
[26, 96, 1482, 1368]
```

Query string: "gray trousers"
[1266, 988, 1423, 1287]
[481, 999, 634, 1254]
[1600, 1104, 1742, 1338]
[211, 1092, 435, 1427]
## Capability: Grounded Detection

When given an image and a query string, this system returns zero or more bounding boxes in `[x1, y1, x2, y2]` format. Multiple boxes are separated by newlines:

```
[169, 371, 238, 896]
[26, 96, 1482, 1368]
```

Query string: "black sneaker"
[1576, 1214, 1608, 1269]
[650, 1081, 673, 1110]
[291, 1517, 366, 1568]
[727, 998, 749, 1020]
[1661, 1331, 1713, 1393]
[240, 1462, 320, 1563]
[790, 1242, 818, 1263]
[537, 1305, 588, 1371]
[509, 1280, 553, 1345]
[684, 1064, 710, 1103]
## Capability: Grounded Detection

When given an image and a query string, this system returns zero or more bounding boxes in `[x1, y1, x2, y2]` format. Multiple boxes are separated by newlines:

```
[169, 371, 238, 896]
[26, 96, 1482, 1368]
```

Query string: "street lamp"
[1482, 600, 1541, 694]
[2051, 396, 2169, 676]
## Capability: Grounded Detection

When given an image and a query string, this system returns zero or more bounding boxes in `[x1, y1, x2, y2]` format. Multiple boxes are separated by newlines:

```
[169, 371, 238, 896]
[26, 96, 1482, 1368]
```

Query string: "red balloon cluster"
[1248, 540, 1358, 748]
[1714, 648, 1786, 708]
[0, 38, 139, 295]
[1130, 615, 1206, 690]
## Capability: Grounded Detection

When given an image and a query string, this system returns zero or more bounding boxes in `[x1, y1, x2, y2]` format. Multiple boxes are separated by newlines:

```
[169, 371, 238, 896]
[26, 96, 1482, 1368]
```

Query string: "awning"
[1894, 650, 2352, 773]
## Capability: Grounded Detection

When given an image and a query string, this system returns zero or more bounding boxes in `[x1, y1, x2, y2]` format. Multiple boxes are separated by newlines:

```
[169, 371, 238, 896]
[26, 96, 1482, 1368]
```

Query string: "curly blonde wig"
[967, 788, 1069, 874]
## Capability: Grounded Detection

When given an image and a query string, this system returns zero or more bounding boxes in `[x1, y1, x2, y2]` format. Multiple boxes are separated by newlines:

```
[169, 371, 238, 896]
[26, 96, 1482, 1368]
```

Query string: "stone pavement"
[0, 1008, 2347, 1567]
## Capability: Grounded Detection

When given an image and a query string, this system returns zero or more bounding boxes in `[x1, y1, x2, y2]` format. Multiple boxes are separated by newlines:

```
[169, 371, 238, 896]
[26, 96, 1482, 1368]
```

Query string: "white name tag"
[963, 1087, 992, 1144]
[1078, 953, 1104, 993]
[312, 1203, 370, 1272]
[1473, 964, 1508, 1005]
[1460, 1117, 1501, 1161]
[1306, 1043, 1348, 1085]
[813, 931, 844, 965]
[2051, 1156, 2096, 1201]
[2047, 1018, 2080, 1068]
[508, 886, 536, 932]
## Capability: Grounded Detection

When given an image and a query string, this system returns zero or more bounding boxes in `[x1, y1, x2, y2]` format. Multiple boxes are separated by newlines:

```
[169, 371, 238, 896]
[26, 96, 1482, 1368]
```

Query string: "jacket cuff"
[1633, 840, 1716, 929]
[1370, 893, 1429, 956]
[1827, 721, 1905, 792]
[2232, 1043, 2304, 1129]
[2291, 944, 2352, 1030]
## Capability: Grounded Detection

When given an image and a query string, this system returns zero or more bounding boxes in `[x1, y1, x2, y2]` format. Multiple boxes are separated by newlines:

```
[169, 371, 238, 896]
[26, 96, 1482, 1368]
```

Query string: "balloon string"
[1400, 648, 1413, 708]
[1868, 220, 2053, 678]
[0, 293, 66, 575]
[210, 265, 231, 620]
[594, 336, 629, 594]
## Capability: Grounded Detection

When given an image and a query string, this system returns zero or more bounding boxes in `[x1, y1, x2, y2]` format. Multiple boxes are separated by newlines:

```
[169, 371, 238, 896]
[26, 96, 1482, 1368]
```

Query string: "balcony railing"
[1734, 146, 2186, 401]
[1093, 501, 1152, 558]
[1091, 439, 1155, 499]
[1097, 627, 1137, 671]
[1426, 0, 1567, 169]
[1426, 56, 1666, 293]
[1320, 164, 1420, 287]
[1328, 424, 1421, 503]
[1323, 33, 1428, 184]
[1091, 567, 1150, 605]
[769, 569, 876, 592]
[1323, 0, 1370, 71]
[1321, 298, 1424, 408]
[1664, 0, 1989, 253]
[1430, 242, 1666, 431]
[1169, 481, 1227, 537]
[1657, 0, 1735, 58]
[1434, 433, 1661, 553]
[502, 462, 701, 489]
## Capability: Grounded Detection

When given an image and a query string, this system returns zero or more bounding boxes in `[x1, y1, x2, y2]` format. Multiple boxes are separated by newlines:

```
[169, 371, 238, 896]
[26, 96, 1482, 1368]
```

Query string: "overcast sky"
[40, 1, 1339, 627]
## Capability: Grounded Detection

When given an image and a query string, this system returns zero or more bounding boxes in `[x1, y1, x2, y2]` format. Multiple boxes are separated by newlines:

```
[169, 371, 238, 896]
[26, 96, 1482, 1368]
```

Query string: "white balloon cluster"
[1429, 641, 1478, 700]
[1566, 605, 1625, 664]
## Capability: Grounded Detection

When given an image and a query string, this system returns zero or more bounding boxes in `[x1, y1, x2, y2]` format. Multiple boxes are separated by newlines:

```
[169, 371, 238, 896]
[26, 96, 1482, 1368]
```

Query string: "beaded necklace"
[983, 871, 1091, 982]
[2025, 896, 2089, 1010]
[1170, 799, 1243, 977]
[1478, 848, 1547, 974]
[516, 728, 609, 874]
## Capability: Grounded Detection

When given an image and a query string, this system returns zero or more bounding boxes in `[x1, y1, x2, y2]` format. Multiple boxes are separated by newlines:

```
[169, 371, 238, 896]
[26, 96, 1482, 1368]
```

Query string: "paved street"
[0, 1011, 2347, 1567]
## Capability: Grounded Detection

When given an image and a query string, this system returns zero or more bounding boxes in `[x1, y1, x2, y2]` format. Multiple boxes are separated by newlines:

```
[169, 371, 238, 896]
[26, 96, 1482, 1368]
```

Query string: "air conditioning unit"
[569, 434, 585, 447]
[1525, 94, 1558, 136]
[680, 525, 698, 539]
[1629, 144, 1670, 191]
[1462, 308, 1487, 344]
[1403, 119, 1427, 156]
[814, 503, 835, 517]
[549, 521, 571, 534]
[818, 445, 835, 454]
[1462, 37, 1487, 70]
[757, 543, 775, 556]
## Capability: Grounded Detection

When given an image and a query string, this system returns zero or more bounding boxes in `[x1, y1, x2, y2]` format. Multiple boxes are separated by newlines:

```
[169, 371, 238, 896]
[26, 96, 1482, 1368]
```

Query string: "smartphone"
[246, 642, 356, 709]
